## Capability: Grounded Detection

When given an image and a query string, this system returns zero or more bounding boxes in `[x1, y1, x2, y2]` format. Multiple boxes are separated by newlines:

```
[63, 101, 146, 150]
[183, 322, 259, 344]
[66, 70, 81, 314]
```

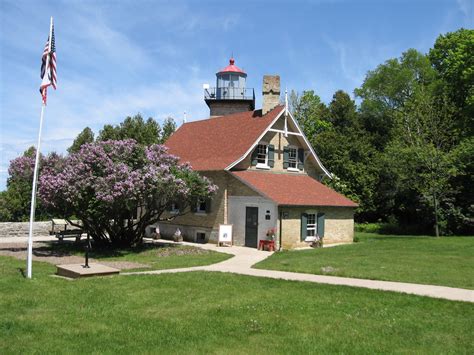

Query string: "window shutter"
[205, 198, 211, 213]
[300, 213, 308, 241]
[283, 146, 289, 169]
[191, 199, 198, 212]
[298, 148, 304, 170]
[268, 144, 275, 168]
[317, 213, 325, 238]
[251, 147, 258, 166]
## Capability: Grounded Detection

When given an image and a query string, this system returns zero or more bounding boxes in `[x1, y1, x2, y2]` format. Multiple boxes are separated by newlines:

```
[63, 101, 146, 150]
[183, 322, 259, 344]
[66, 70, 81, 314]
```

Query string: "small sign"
[218, 224, 233, 246]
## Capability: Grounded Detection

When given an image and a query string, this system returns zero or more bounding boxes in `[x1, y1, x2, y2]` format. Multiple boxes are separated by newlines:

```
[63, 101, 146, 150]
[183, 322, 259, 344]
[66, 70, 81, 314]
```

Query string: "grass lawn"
[44, 241, 232, 271]
[254, 233, 474, 289]
[1, 256, 473, 354]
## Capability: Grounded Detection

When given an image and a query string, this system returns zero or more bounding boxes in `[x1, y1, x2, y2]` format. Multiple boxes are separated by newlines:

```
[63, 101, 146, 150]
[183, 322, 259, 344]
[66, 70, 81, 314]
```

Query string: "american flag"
[40, 20, 56, 104]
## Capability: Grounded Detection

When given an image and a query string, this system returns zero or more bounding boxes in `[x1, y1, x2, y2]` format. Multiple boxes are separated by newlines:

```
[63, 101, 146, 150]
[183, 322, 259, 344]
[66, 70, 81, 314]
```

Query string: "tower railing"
[204, 87, 255, 101]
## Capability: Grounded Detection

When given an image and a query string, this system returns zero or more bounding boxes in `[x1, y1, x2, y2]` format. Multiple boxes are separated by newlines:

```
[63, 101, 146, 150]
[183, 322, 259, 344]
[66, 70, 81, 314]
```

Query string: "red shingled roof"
[165, 106, 284, 171]
[231, 170, 358, 207]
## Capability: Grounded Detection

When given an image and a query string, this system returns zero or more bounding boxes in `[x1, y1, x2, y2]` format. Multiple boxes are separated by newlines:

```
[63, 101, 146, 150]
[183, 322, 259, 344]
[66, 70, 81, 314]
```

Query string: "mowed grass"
[0, 257, 473, 354]
[254, 233, 474, 289]
[45, 241, 232, 271]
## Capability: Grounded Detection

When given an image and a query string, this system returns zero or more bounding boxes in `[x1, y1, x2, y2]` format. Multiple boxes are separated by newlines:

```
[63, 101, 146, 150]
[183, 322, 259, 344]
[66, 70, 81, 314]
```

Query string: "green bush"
[355, 223, 381, 234]
[355, 222, 432, 236]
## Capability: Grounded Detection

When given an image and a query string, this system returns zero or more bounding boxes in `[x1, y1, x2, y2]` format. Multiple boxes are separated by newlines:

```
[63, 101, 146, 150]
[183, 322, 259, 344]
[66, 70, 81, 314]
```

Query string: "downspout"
[224, 188, 228, 224]
[279, 209, 283, 251]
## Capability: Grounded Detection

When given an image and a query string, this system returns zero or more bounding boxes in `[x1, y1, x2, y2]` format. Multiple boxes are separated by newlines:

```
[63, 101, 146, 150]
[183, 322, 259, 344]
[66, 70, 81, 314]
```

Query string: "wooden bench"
[55, 229, 84, 242]
[50, 218, 68, 235]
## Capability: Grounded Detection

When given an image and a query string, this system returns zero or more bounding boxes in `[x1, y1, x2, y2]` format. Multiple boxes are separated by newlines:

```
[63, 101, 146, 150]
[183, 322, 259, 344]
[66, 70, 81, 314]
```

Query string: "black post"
[84, 233, 91, 268]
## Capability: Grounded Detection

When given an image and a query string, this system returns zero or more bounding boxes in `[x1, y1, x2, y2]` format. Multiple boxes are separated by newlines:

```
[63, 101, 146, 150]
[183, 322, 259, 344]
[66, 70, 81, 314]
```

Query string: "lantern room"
[204, 58, 255, 117]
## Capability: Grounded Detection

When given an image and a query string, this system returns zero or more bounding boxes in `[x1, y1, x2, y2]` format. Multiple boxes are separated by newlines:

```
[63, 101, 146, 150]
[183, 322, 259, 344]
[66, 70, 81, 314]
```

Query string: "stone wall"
[279, 206, 354, 249]
[0, 221, 51, 238]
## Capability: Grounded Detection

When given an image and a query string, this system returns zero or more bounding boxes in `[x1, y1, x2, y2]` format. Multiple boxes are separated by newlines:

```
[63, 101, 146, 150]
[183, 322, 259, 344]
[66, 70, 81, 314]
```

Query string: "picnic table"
[50, 219, 84, 242]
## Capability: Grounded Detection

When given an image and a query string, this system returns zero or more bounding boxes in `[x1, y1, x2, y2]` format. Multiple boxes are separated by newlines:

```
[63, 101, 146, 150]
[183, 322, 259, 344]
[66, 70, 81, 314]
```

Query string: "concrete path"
[124, 241, 474, 303]
[0, 236, 57, 243]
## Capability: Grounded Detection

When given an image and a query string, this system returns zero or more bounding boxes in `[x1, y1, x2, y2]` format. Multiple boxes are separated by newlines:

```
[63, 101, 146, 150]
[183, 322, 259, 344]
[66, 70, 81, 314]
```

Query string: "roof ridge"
[181, 105, 284, 126]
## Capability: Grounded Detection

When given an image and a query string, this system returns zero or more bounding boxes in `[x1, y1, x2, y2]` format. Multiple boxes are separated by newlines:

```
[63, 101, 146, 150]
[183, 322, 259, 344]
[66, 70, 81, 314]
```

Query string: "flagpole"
[26, 17, 53, 279]
[26, 101, 46, 279]
[284, 88, 288, 138]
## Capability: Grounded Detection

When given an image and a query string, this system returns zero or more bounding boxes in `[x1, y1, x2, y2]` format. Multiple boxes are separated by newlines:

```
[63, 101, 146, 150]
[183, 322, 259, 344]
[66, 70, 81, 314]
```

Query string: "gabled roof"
[165, 106, 284, 171]
[231, 170, 358, 207]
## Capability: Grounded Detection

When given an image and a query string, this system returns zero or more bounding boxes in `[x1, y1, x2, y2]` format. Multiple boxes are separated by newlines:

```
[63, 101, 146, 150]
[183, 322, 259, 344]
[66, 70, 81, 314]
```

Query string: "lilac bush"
[39, 140, 217, 247]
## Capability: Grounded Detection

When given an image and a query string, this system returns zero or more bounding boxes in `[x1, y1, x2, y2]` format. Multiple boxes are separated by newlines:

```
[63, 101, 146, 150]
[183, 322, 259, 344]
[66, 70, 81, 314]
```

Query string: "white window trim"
[287, 145, 298, 170]
[304, 210, 318, 242]
[255, 141, 270, 170]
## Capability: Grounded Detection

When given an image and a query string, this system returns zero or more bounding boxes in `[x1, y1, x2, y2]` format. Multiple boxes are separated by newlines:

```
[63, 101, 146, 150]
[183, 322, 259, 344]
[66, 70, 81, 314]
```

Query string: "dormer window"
[284, 146, 304, 171]
[251, 142, 274, 169]
[288, 146, 298, 170]
[256, 143, 268, 166]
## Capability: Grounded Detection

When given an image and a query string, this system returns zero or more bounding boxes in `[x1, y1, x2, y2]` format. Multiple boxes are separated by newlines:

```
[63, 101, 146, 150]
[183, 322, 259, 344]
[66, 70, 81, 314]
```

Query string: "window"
[306, 213, 316, 237]
[170, 202, 179, 214]
[288, 147, 297, 169]
[196, 198, 207, 214]
[196, 232, 206, 243]
[256, 144, 268, 165]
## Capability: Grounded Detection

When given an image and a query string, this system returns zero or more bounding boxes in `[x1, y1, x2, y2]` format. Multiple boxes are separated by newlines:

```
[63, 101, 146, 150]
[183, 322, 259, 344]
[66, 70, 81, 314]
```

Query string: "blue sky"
[0, 0, 471, 190]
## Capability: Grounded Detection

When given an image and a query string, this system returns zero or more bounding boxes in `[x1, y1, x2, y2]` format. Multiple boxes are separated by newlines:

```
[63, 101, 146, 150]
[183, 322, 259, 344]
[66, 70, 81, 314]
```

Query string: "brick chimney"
[262, 75, 280, 115]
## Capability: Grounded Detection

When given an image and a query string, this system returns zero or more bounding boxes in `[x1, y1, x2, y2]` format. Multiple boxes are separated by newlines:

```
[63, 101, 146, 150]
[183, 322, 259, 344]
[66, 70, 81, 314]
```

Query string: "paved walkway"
[124, 241, 474, 303]
[0, 236, 57, 244]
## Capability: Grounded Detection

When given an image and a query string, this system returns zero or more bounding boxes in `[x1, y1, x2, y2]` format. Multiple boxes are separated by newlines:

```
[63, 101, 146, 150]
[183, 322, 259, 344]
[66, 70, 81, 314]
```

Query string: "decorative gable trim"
[285, 109, 332, 178]
[225, 107, 332, 179]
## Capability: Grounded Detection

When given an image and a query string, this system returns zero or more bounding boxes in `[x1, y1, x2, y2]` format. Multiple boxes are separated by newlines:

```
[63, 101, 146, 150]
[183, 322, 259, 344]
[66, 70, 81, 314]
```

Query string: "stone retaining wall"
[0, 221, 52, 238]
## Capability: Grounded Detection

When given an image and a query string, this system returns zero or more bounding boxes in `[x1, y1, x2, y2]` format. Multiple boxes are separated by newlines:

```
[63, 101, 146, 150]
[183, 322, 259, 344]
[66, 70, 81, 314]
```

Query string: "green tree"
[446, 137, 474, 234]
[355, 49, 436, 148]
[68, 127, 94, 153]
[290, 90, 331, 143]
[328, 90, 358, 130]
[388, 87, 458, 236]
[0, 147, 57, 222]
[97, 114, 162, 145]
[161, 116, 177, 143]
[429, 28, 474, 135]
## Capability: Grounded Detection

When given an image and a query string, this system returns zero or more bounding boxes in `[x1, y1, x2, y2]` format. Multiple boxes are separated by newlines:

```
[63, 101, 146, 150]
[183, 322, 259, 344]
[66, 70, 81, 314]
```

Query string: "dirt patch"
[0, 242, 149, 270]
[151, 245, 214, 257]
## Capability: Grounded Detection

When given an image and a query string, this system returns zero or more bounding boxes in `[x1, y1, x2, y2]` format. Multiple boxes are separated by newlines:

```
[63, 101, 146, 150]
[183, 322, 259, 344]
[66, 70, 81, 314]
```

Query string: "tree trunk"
[433, 192, 440, 237]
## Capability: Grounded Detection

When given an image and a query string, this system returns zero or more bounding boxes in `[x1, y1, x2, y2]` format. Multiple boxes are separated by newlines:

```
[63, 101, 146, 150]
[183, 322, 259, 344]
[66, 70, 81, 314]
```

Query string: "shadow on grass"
[44, 239, 184, 259]
[17, 267, 26, 278]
